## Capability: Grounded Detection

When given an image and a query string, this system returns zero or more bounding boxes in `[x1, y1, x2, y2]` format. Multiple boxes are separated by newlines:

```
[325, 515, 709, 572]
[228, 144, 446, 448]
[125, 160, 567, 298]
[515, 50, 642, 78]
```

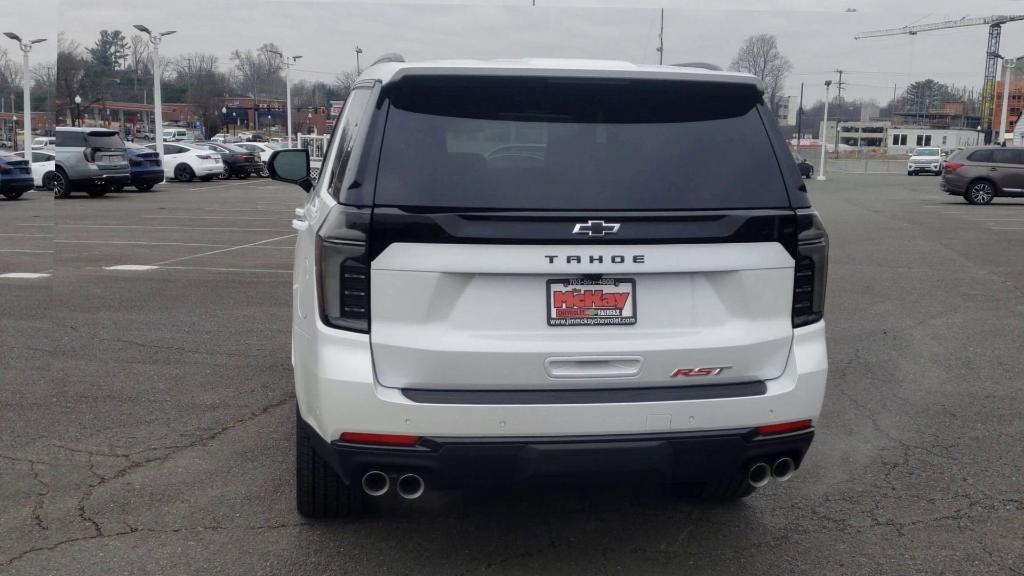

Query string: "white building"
[820, 120, 983, 154]
[776, 96, 798, 125]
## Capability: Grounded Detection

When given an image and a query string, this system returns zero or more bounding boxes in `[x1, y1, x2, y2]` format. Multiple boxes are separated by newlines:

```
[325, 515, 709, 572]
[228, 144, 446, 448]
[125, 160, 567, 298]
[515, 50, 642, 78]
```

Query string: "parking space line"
[202, 208, 295, 212]
[104, 265, 159, 271]
[142, 215, 287, 221]
[56, 240, 230, 247]
[159, 266, 290, 274]
[0, 233, 52, 237]
[0, 249, 53, 253]
[40, 225, 291, 232]
[990, 227, 1024, 230]
[183, 180, 262, 191]
[151, 233, 297, 266]
[0, 273, 51, 279]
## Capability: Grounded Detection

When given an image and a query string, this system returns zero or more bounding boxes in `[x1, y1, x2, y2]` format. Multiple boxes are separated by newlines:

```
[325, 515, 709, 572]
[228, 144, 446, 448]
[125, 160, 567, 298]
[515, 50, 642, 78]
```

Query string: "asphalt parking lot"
[2, 173, 1023, 575]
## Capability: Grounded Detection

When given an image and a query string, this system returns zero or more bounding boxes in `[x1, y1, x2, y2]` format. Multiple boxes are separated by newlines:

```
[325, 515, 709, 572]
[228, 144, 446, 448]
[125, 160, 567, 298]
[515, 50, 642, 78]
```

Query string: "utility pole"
[796, 82, 804, 153]
[834, 69, 846, 101]
[3, 33, 46, 152]
[657, 8, 664, 65]
[817, 80, 832, 181]
[134, 24, 175, 182]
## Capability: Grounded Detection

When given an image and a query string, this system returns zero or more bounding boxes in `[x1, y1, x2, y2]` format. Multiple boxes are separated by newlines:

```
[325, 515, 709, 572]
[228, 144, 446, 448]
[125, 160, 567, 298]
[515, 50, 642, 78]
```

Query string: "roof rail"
[671, 62, 723, 71]
[371, 53, 405, 67]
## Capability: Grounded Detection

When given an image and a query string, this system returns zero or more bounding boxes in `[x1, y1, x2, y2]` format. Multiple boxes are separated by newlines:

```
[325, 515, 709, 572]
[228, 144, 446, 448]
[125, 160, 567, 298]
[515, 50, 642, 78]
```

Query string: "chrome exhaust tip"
[748, 462, 771, 488]
[396, 473, 425, 500]
[361, 470, 390, 497]
[772, 457, 795, 482]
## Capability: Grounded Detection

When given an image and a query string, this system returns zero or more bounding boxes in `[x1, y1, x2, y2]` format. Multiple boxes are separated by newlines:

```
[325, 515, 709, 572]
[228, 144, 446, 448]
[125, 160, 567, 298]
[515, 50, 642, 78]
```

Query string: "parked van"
[162, 128, 189, 142]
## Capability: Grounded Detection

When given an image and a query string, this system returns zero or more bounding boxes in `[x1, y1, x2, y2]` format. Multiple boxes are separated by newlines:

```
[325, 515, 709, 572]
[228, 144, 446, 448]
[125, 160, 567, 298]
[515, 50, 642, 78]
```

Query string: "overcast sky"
[6, 0, 1024, 103]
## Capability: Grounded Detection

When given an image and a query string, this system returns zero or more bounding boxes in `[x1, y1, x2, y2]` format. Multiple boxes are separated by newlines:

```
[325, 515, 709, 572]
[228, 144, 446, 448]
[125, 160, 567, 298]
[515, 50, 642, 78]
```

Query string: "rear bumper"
[227, 162, 261, 174]
[71, 173, 131, 187]
[1, 177, 34, 194]
[312, 418, 814, 488]
[131, 170, 164, 186]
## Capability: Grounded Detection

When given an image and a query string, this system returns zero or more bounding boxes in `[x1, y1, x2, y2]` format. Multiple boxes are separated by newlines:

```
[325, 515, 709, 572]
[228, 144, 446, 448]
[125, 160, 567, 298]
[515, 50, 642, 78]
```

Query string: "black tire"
[42, 172, 55, 190]
[2, 191, 24, 200]
[296, 408, 358, 519]
[237, 172, 250, 179]
[87, 188, 108, 197]
[52, 170, 71, 199]
[174, 164, 195, 182]
[135, 183, 155, 191]
[965, 180, 996, 205]
[217, 167, 230, 180]
[108, 184, 123, 193]
[199, 175, 215, 182]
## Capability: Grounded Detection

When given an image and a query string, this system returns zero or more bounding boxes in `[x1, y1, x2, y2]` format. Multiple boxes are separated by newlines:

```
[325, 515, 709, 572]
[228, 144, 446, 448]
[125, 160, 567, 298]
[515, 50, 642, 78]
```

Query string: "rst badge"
[671, 366, 732, 378]
[547, 277, 636, 326]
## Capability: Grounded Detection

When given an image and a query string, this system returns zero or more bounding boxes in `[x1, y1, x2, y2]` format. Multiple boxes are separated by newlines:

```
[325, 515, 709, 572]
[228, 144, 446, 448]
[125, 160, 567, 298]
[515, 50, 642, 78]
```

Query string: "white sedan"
[144, 142, 224, 182]
[236, 142, 282, 177]
[14, 150, 56, 189]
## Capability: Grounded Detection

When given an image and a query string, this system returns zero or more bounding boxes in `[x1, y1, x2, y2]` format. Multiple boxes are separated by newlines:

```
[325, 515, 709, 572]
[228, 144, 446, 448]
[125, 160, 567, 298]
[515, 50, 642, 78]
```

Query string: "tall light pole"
[999, 58, 1016, 145]
[817, 80, 832, 181]
[269, 50, 302, 147]
[134, 25, 175, 181]
[3, 33, 47, 151]
[355, 46, 363, 74]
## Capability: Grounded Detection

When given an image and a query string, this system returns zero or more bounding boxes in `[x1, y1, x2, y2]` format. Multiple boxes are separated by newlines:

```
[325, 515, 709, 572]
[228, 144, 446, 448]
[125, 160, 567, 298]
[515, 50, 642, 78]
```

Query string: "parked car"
[273, 58, 829, 518]
[52, 127, 131, 199]
[210, 133, 238, 144]
[0, 139, 13, 149]
[13, 150, 56, 190]
[162, 128, 189, 142]
[32, 136, 56, 149]
[192, 141, 261, 179]
[236, 142, 281, 177]
[113, 143, 164, 191]
[794, 153, 815, 179]
[941, 146, 1024, 205]
[907, 146, 945, 176]
[0, 150, 35, 199]
[143, 142, 223, 182]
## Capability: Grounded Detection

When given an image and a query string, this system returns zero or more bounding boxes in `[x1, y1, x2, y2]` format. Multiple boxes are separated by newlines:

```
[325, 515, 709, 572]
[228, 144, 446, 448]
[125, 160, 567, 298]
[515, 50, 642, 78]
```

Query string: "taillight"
[0, 163, 10, 174]
[757, 419, 813, 435]
[339, 432, 420, 446]
[129, 157, 142, 166]
[792, 209, 828, 328]
[944, 162, 963, 172]
[83, 148, 96, 162]
[316, 205, 371, 332]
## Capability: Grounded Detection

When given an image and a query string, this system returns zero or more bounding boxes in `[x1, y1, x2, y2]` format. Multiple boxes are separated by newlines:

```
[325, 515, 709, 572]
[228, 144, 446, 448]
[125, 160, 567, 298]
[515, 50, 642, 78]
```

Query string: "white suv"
[269, 58, 829, 518]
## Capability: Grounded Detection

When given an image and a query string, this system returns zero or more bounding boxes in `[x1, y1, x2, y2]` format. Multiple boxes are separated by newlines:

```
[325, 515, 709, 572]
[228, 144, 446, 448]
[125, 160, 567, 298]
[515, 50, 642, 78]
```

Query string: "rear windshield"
[375, 76, 789, 211]
[913, 147, 941, 157]
[86, 132, 124, 149]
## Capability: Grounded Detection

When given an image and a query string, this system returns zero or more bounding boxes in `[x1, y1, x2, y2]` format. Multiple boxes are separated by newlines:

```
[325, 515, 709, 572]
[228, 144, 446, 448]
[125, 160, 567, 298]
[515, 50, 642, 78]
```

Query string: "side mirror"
[268, 149, 313, 192]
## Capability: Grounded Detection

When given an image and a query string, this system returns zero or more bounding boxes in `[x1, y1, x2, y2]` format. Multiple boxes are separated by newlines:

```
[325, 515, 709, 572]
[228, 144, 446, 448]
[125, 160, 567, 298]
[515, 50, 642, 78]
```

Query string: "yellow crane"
[856, 15, 1024, 140]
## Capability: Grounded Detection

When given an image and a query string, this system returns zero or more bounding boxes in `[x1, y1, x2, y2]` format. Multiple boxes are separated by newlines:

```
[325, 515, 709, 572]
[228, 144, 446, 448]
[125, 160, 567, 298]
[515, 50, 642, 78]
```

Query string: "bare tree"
[729, 34, 792, 113]
[334, 71, 358, 101]
[128, 34, 152, 77]
[0, 47, 22, 112]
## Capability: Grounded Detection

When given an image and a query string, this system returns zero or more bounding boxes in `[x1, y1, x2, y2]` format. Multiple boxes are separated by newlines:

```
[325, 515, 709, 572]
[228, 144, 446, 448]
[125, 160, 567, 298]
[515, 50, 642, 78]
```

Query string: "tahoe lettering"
[545, 255, 645, 264]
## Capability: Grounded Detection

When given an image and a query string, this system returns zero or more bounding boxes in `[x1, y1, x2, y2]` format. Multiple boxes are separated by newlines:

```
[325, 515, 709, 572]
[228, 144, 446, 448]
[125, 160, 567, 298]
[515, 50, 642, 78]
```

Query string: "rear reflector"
[944, 162, 963, 172]
[757, 419, 813, 435]
[339, 432, 421, 446]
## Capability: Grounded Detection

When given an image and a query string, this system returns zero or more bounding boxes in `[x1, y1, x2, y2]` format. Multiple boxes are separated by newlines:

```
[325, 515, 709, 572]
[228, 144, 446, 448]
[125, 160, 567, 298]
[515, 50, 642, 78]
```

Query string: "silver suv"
[52, 127, 131, 198]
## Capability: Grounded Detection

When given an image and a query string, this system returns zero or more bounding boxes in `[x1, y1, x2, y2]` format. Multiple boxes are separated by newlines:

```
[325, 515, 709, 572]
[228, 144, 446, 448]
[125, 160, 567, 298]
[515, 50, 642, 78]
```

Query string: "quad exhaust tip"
[396, 473, 425, 500]
[747, 462, 771, 488]
[361, 470, 390, 497]
[772, 457, 795, 482]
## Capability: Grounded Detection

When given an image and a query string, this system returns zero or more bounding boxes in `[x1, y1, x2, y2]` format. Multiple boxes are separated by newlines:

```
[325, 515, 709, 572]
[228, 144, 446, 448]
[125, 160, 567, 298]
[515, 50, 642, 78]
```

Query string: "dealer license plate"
[547, 278, 637, 327]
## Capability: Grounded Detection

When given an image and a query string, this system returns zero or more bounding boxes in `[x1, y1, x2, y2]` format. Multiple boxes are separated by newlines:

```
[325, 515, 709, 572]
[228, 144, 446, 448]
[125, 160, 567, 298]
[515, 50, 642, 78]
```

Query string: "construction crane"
[856, 15, 1024, 141]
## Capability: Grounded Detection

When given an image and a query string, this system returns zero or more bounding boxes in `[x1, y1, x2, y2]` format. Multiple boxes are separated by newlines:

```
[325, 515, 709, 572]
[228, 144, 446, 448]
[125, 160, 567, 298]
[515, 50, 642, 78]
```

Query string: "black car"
[0, 151, 34, 200]
[193, 142, 261, 179]
[794, 154, 815, 179]
[121, 143, 164, 191]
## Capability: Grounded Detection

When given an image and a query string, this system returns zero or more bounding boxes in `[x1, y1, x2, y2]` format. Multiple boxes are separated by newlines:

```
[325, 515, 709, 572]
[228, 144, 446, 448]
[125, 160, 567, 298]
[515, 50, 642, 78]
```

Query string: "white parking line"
[0, 249, 53, 253]
[182, 180, 262, 191]
[0, 233, 52, 237]
[142, 215, 286, 221]
[0, 272, 51, 279]
[56, 240, 229, 247]
[159, 266, 290, 273]
[202, 208, 295, 213]
[151, 233, 297, 266]
[104, 265, 159, 271]
[990, 227, 1024, 230]
[38, 225, 291, 232]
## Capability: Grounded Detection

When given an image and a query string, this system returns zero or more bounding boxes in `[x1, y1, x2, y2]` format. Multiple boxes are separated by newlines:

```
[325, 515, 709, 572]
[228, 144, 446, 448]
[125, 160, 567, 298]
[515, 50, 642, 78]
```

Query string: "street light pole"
[3, 33, 47, 151]
[355, 46, 363, 74]
[74, 95, 81, 127]
[817, 80, 832, 181]
[134, 25, 175, 182]
[269, 50, 302, 148]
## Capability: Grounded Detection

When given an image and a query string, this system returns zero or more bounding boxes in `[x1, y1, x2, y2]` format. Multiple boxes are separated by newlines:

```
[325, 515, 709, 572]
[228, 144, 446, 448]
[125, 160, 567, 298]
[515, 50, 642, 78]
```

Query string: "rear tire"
[296, 408, 357, 519]
[2, 191, 24, 200]
[52, 170, 71, 199]
[965, 180, 996, 205]
[237, 172, 250, 179]
[174, 164, 195, 182]
[135, 183, 155, 191]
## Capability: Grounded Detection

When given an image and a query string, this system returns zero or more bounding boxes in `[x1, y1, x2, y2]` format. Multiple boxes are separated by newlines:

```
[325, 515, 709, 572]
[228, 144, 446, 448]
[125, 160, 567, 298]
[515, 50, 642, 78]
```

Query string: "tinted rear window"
[968, 149, 995, 163]
[86, 132, 124, 149]
[375, 76, 789, 210]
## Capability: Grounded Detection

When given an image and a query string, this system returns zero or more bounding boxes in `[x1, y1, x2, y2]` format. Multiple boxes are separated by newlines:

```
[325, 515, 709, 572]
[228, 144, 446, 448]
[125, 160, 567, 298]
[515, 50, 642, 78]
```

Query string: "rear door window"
[968, 149, 995, 163]
[375, 76, 790, 211]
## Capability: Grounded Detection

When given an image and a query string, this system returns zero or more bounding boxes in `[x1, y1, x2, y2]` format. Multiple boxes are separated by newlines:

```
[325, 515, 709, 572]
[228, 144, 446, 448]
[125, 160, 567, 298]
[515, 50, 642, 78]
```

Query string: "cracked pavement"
[1, 173, 1023, 575]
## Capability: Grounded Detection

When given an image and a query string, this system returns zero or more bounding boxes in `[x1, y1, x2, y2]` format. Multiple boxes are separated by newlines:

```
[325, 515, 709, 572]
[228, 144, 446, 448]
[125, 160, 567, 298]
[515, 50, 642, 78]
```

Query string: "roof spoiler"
[371, 53, 405, 67]
[671, 62, 723, 71]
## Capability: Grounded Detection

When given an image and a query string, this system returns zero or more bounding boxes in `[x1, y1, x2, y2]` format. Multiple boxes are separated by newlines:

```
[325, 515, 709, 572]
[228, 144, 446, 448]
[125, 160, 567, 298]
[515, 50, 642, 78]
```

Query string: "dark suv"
[942, 146, 1024, 204]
